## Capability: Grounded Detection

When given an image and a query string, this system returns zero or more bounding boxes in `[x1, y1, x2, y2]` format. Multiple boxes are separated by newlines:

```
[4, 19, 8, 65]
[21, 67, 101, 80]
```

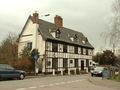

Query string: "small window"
[63, 44, 67, 53]
[56, 29, 61, 38]
[27, 42, 32, 50]
[70, 60, 73, 64]
[81, 48, 83, 55]
[47, 61, 51, 66]
[82, 40, 85, 44]
[52, 42, 58, 52]
[86, 49, 88, 55]
[74, 46, 78, 54]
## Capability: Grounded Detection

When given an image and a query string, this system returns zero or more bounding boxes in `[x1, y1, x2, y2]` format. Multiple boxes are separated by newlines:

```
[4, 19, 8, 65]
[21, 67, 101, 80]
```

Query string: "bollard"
[68, 69, 70, 75]
[61, 70, 63, 76]
[74, 69, 76, 74]
[53, 69, 55, 76]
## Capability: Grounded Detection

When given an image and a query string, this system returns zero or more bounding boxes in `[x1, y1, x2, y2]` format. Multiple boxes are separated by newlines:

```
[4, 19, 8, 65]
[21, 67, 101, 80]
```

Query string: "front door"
[81, 60, 84, 70]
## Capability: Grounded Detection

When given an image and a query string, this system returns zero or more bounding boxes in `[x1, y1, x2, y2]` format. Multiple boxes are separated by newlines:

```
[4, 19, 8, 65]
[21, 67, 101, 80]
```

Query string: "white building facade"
[18, 12, 94, 75]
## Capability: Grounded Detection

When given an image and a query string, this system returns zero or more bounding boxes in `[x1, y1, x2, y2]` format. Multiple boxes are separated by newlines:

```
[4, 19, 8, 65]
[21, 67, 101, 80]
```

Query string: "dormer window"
[82, 40, 86, 44]
[56, 29, 61, 38]
[70, 37, 74, 41]
[74, 34, 78, 41]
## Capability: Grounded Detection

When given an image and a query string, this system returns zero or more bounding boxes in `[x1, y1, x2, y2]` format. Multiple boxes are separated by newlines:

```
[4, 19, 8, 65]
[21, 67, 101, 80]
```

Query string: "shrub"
[14, 57, 34, 73]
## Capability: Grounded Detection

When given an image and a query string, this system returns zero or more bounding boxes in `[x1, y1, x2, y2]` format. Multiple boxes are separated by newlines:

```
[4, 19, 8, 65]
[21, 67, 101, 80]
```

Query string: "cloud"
[0, 0, 113, 51]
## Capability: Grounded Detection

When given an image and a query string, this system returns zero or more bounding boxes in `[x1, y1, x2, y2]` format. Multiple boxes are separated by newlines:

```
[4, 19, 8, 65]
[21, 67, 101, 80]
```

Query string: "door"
[81, 60, 84, 70]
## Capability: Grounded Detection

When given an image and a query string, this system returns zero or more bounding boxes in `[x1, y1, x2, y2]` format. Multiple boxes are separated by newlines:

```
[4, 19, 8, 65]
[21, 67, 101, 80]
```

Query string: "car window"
[0, 64, 14, 70]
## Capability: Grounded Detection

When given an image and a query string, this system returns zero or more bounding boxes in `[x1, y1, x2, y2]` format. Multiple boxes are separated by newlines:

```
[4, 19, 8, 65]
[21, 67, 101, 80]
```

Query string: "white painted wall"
[37, 35, 45, 55]
[18, 19, 37, 55]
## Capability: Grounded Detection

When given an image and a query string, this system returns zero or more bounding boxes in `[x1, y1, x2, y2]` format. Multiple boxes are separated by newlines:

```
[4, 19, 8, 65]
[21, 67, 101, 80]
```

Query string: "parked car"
[91, 66, 105, 77]
[0, 64, 26, 80]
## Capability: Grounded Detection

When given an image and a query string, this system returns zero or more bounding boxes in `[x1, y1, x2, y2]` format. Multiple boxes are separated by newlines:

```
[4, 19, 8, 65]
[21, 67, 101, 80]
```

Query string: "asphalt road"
[0, 75, 117, 90]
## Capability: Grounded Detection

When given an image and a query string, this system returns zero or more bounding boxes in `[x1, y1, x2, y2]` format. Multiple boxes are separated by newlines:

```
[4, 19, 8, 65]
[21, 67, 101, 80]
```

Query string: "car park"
[0, 64, 26, 80]
[91, 66, 105, 77]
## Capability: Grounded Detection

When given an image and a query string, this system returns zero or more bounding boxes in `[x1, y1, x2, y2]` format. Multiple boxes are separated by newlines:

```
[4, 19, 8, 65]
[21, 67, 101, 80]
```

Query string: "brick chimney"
[32, 11, 39, 24]
[54, 15, 63, 29]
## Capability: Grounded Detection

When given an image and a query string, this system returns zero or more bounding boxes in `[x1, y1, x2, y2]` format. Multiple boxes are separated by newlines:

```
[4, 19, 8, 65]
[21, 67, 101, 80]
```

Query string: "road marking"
[28, 87, 37, 89]
[48, 84, 54, 86]
[39, 85, 47, 88]
[16, 88, 26, 90]
[16, 79, 86, 90]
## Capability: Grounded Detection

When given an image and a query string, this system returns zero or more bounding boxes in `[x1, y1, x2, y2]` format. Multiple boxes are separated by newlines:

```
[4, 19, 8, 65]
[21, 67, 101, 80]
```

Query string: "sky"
[0, 0, 114, 53]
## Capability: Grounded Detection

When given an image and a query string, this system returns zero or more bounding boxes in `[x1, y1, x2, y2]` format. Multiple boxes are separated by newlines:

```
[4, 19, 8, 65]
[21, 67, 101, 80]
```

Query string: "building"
[18, 12, 94, 75]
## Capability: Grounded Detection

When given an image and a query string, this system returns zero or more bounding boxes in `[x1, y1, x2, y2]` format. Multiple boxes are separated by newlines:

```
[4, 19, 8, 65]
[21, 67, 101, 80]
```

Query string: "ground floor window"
[74, 59, 78, 68]
[63, 58, 68, 68]
[52, 58, 58, 69]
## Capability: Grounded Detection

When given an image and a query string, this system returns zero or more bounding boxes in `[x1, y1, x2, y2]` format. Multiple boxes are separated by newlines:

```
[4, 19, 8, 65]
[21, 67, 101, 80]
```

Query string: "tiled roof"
[38, 19, 94, 49]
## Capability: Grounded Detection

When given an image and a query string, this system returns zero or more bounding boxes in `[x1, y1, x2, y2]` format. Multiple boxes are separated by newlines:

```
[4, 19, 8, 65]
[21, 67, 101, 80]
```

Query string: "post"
[53, 69, 55, 76]
[68, 69, 70, 75]
[61, 69, 63, 76]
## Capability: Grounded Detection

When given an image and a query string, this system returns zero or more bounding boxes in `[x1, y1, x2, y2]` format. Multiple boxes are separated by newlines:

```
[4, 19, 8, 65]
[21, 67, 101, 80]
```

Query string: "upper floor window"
[81, 48, 83, 55]
[74, 46, 78, 54]
[52, 42, 58, 52]
[27, 42, 32, 50]
[63, 44, 67, 53]
[86, 49, 88, 55]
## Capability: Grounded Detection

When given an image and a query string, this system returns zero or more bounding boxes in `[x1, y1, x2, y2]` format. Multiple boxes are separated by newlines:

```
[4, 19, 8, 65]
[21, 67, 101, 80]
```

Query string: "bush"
[13, 57, 34, 73]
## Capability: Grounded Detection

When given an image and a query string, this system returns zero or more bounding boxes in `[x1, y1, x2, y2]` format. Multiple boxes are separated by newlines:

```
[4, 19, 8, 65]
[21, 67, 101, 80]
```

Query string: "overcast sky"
[0, 0, 114, 52]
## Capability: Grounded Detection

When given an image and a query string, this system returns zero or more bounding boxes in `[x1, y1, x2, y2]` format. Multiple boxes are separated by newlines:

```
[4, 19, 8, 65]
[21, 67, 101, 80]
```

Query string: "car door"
[5, 65, 19, 79]
[6, 68, 19, 78]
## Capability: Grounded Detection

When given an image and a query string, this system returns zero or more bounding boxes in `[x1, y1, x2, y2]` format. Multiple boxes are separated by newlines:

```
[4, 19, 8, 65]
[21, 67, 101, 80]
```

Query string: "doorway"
[81, 60, 84, 70]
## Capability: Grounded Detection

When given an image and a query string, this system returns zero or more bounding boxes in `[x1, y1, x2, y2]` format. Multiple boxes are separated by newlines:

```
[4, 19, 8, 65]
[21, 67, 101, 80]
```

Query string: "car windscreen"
[94, 67, 104, 70]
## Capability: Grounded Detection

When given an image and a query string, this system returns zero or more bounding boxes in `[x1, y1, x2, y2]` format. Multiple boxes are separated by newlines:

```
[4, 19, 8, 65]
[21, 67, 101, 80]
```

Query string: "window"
[56, 29, 61, 38]
[63, 58, 68, 68]
[86, 59, 89, 67]
[63, 44, 67, 53]
[52, 42, 58, 52]
[74, 59, 78, 67]
[86, 49, 88, 55]
[74, 46, 78, 54]
[81, 48, 83, 55]
[27, 42, 32, 50]
[70, 60, 73, 64]
[52, 58, 58, 69]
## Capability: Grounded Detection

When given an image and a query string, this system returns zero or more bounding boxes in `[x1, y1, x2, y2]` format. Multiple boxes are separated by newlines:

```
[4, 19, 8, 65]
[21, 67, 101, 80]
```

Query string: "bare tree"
[103, 0, 120, 47]
[0, 32, 18, 65]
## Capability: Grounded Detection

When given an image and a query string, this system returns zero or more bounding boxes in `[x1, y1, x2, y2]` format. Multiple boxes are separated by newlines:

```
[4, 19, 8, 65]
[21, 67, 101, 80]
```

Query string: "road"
[0, 75, 117, 90]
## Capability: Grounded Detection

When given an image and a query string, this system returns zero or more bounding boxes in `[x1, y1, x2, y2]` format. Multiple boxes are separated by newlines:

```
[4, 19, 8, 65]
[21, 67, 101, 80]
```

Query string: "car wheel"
[19, 74, 25, 80]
